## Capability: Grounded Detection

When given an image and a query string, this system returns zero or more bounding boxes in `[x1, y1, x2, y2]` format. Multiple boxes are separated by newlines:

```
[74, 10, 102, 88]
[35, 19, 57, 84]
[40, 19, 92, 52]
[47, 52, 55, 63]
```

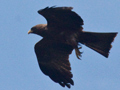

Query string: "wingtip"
[38, 6, 73, 14]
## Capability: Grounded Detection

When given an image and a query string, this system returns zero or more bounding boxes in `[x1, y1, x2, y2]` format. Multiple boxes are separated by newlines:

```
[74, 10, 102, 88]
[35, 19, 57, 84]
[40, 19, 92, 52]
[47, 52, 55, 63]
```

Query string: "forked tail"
[79, 32, 118, 58]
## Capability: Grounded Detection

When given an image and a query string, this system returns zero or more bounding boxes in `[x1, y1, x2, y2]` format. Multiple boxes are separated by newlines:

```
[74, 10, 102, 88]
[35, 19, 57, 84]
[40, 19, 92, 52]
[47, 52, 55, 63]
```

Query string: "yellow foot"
[75, 47, 82, 59]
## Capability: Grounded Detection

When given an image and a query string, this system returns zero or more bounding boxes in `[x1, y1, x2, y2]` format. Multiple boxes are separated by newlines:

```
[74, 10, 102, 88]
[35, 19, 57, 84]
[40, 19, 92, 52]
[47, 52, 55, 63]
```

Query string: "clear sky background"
[0, 0, 120, 90]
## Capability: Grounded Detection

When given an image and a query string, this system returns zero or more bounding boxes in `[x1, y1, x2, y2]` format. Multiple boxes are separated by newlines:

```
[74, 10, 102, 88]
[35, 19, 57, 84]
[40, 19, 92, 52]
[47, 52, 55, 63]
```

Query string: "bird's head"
[28, 24, 47, 37]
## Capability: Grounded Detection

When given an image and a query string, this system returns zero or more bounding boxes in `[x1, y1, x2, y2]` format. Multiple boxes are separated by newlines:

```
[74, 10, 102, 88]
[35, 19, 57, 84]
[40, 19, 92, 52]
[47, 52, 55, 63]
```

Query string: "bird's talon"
[75, 47, 82, 60]
[78, 47, 82, 49]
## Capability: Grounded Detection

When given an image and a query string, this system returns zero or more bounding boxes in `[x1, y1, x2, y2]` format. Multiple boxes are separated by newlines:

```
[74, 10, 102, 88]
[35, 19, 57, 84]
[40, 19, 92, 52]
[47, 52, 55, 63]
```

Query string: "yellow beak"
[28, 30, 33, 34]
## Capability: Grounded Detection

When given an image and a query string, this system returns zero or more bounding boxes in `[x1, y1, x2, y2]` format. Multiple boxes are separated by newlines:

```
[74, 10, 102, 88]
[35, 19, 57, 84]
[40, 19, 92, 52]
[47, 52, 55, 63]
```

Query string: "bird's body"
[28, 6, 117, 88]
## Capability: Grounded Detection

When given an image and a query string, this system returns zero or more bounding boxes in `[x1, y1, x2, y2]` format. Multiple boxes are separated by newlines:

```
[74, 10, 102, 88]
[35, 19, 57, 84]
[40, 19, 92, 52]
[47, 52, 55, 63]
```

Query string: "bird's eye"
[31, 27, 36, 30]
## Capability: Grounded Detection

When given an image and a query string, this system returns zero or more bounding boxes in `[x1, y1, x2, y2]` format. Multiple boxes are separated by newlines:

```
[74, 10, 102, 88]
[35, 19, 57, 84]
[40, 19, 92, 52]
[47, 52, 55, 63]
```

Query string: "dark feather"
[79, 32, 118, 57]
[34, 38, 74, 87]
[38, 6, 83, 29]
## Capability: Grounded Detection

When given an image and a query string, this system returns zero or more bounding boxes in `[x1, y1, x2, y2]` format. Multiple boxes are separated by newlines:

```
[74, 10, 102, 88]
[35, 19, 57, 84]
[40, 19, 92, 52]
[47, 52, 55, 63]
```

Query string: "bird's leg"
[75, 45, 82, 60]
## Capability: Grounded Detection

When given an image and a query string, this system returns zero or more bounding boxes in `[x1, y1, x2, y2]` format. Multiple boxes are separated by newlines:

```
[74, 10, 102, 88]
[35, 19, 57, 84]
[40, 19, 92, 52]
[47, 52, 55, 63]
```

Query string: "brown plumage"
[28, 6, 117, 88]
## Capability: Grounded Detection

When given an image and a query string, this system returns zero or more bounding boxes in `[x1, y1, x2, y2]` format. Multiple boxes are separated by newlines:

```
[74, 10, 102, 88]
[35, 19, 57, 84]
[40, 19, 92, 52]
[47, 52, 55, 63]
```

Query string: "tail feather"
[79, 32, 118, 58]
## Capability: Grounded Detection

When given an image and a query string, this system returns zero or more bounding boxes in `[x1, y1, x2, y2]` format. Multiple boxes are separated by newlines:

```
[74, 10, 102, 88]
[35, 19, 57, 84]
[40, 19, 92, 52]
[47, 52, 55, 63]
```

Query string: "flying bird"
[28, 6, 117, 88]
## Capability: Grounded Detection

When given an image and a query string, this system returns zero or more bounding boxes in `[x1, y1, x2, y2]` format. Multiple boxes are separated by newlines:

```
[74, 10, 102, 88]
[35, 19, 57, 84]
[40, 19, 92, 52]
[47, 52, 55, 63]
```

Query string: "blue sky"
[0, 0, 120, 90]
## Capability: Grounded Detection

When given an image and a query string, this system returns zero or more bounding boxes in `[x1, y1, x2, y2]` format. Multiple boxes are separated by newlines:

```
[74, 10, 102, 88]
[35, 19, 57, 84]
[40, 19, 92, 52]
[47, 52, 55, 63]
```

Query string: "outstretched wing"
[38, 6, 83, 29]
[34, 38, 74, 88]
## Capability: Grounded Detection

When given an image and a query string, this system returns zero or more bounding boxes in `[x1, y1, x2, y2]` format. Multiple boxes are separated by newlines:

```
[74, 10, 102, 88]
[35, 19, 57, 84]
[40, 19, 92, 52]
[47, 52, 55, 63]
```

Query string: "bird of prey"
[28, 6, 117, 88]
